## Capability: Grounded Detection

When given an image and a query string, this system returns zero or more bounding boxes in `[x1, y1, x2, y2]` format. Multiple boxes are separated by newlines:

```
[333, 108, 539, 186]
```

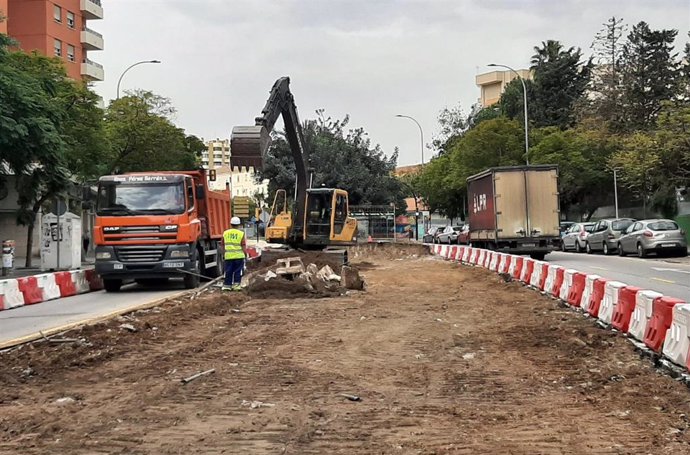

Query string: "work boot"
[232, 284, 242, 291]
[221, 285, 232, 291]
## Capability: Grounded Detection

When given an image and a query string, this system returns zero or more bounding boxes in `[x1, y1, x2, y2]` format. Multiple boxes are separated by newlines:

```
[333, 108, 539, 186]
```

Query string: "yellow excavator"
[230, 77, 358, 249]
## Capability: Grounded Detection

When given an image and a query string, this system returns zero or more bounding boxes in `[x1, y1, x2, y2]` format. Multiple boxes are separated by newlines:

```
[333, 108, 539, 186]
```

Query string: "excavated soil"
[2, 245, 690, 454]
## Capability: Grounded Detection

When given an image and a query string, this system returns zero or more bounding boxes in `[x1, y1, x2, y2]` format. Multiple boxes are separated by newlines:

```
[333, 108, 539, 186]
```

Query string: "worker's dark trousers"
[224, 259, 244, 286]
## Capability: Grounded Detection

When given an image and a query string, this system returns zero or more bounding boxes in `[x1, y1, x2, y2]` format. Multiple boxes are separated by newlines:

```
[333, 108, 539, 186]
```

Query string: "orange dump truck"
[94, 170, 231, 292]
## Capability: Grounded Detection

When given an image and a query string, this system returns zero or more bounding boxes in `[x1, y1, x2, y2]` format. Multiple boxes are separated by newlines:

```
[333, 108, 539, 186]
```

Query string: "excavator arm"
[230, 77, 309, 239]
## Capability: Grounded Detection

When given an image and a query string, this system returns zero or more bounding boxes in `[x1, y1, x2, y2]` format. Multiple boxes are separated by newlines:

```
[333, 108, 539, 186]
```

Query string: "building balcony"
[81, 58, 104, 81]
[81, 0, 104, 20]
[81, 27, 104, 50]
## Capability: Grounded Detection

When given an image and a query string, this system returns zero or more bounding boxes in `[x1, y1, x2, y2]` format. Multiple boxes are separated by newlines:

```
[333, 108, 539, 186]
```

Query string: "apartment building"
[4, 0, 104, 81]
[201, 139, 231, 169]
[475, 68, 531, 107]
[0, 0, 8, 34]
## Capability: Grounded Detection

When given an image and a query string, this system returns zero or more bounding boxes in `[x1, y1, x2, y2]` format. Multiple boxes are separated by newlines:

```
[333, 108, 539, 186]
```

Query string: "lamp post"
[613, 169, 619, 218]
[395, 114, 425, 165]
[116, 60, 161, 99]
[395, 115, 425, 241]
[488, 63, 529, 165]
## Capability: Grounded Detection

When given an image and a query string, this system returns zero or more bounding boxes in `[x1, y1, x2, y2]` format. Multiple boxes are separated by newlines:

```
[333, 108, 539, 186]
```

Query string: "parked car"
[561, 222, 595, 253]
[457, 224, 471, 245]
[586, 218, 636, 255]
[437, 225, 465, 244]
[422, 227, 440, 243]
[559, 221, 576, 238]
[617, 219, 688, 258]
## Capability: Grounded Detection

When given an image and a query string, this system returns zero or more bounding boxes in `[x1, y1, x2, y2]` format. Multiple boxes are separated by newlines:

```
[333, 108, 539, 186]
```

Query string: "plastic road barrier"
[611, 286, 642, 333]
[599, 281, 627, 325]
[587, 278, 609, 318]
[580, 274, 601, 313]
[629, 290, 664, 341]
[662, 303, 690, 366]
[644, 296, 686, 353]
[566, 272, 587, 307]
[0, 279, 25, 309]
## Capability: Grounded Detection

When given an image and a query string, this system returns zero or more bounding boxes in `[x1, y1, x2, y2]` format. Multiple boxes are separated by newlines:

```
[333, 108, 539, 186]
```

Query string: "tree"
[582, 16, 627, 125]
[528, 40, 592, 128]
[431, 102, 467, 153]
[258, 111, 404, 210]
[620, 21, 681, 130]
[530, 127, 617, 219]
[0, 39, 74, 266]
[105, 91, 198, 173]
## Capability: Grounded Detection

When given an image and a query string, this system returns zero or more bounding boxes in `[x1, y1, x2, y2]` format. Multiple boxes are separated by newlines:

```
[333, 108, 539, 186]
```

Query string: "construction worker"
[222, 217, 247, 291]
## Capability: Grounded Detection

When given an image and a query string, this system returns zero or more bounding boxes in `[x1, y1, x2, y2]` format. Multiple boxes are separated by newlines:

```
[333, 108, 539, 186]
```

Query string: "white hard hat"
[231, 216, 241, 225]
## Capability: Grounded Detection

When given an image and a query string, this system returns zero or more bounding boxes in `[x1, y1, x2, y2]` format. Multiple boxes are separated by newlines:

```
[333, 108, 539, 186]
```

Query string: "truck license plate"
[164, 262, 185, 268]
[113, 263, 123, 270]
[522, 243, 536, 248]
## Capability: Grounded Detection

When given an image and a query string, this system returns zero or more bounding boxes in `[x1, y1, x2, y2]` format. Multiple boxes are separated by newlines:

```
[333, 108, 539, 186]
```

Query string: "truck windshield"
[97, 182, 186, 215]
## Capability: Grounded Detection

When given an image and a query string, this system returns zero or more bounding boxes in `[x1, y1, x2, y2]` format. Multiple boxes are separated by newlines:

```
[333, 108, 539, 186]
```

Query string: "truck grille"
[115, 246, 166, 263]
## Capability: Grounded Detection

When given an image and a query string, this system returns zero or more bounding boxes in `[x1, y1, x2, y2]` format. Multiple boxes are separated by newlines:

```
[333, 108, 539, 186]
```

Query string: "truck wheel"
[530, 253, 546, 261]
[103, 279, 122, 293]
[184, 251, 201, 289]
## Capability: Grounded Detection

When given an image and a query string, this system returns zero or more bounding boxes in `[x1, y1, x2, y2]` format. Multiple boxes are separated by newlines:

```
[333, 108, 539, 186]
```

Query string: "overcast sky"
[93, 0, 689, 166]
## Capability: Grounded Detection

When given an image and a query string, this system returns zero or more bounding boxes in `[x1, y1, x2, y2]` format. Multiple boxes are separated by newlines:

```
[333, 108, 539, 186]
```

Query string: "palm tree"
[531, 40, 564, 67]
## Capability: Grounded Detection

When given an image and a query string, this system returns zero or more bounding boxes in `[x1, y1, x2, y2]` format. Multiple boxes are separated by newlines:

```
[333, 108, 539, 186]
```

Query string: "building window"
[67, 11, 75, 28]
[54, 39, 62, 57]
[54, 5, 62, 22]
[67, 45, 75, 62]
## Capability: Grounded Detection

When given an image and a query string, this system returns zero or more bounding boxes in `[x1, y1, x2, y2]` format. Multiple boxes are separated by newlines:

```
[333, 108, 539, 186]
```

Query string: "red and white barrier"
[644, 296, 685, 353]
[461, 247, 472, 263]
[529, 261, 545, 289]
[599, 281, 627, 325]
[580, 274, 601, 313]
[662, 303, 690, 366]
[71, 270, 91, 294]
[520, 259, 534, 284]
[544, 265, 561, 297]
[0, 279, 25, 309]
[489, 252, 500, 271]
[612, 286, 642, 333]
[629, 290, 663, 341]
[559, 269, 577, 301]
[469, 248, 480, 265]
[35, 273, 61, 301]
[499, 254, 512, 274]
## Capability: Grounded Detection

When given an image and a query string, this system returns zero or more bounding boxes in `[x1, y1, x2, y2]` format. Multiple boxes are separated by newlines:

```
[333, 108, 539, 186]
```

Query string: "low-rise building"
[475, 68, 532, 108]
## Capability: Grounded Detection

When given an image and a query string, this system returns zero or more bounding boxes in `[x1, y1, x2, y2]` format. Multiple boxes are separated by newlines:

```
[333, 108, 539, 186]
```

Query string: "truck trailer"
[467, 165, 561, 260]
[94, 169, 231, 292]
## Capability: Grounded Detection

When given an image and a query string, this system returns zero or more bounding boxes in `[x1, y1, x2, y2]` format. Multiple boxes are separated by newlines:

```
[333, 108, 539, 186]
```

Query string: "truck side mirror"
[196, 184, 205, 200]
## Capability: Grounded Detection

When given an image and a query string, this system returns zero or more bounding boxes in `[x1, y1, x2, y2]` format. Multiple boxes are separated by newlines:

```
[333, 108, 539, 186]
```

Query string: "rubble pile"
[245, 256, 365, 298]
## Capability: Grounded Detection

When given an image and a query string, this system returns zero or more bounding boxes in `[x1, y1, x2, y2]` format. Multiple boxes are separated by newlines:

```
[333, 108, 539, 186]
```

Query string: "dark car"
[422, 227, 440, 244]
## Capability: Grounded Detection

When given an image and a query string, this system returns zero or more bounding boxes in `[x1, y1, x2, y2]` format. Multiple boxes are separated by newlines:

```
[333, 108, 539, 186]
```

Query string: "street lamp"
[116, 60, 161, 99]
[395, 114, 425, 165]
[613, 168, 619, 218]
[488, 63, 529, 165]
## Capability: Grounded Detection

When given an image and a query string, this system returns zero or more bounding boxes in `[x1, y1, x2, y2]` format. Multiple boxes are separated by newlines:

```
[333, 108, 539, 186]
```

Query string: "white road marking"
[652, 277, 676, 284]
[590, 266, 608, 271]
[651, 267, 690, 274]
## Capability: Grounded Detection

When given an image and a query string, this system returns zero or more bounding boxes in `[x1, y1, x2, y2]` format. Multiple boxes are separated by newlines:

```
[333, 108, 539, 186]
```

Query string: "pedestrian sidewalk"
[3, 256, 95, 279]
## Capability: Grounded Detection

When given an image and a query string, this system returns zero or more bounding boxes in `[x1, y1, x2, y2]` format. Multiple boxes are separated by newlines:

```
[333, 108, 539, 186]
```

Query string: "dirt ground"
[2, 244, 690, 454]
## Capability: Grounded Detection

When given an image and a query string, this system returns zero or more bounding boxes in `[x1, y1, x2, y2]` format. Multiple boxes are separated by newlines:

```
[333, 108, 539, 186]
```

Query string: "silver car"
[437, 225, 465, 244]
[618, 219, 688, 258]
[586, 218, 636, 255]
[561, 222, 595, 253]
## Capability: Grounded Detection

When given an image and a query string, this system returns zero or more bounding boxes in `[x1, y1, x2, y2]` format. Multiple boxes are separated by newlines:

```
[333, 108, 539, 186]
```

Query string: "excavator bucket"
[230, 125, 271, 170]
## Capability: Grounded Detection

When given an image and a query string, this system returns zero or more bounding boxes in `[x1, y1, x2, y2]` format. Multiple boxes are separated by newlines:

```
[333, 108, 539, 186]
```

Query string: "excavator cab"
[230, 77, 358, 249]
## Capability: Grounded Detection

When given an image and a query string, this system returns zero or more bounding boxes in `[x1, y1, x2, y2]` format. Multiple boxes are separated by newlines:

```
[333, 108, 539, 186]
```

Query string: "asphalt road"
[0, 281, 187, 347]
[545, 251, 690, 302]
